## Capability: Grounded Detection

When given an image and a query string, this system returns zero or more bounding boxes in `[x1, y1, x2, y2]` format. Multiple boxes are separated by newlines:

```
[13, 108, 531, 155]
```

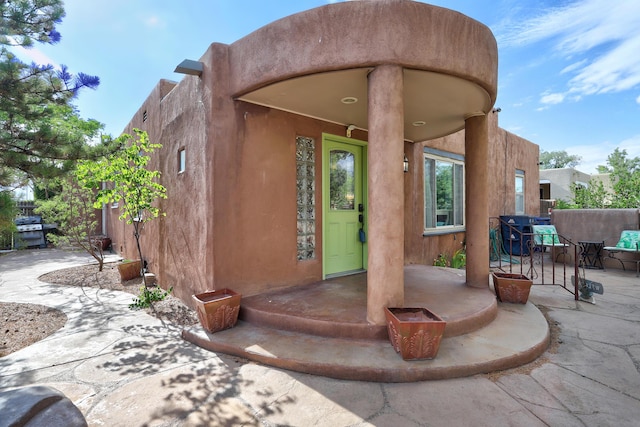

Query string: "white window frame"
[515, 169, 525, 215]
[178, 148, 186, 173]
[424, 149, 465, 234]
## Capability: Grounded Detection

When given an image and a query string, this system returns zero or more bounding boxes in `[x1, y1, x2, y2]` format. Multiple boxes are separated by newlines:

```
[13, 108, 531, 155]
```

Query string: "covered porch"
[182, 265, 549, 382]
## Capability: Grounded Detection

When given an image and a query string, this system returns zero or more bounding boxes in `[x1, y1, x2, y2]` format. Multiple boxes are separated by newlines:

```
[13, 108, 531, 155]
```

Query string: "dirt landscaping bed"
[1, 262, 198, 357]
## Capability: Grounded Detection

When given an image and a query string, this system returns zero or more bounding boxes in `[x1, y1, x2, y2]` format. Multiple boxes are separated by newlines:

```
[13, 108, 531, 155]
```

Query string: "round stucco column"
[367, 64, 405, 324]
[464, 114, 490, 288]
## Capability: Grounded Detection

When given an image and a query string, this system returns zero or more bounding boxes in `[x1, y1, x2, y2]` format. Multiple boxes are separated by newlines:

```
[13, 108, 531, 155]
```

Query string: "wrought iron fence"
[490, 216, 580, 300]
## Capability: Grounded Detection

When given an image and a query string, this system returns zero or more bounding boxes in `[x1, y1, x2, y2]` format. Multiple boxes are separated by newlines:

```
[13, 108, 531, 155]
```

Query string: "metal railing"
[490, 217, 580, 300]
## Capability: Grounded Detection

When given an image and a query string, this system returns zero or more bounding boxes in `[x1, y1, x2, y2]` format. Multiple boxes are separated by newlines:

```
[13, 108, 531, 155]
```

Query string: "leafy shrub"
[433, 253, 449, 267]
[451, 248, 466, 269]
[129, 286, 173, 310]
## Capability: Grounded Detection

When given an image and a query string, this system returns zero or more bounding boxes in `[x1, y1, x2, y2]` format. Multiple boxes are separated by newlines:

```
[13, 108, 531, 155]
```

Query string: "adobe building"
[106, 0, 543, 379]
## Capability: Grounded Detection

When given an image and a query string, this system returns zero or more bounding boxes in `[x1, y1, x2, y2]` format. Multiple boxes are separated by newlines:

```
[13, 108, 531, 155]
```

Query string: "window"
[329, 150, 355, 211]
[178, 148, 186, 173]
[424, 150, 464, 231]
[515, 170, 525, 215]
[296, 136, 315, 260]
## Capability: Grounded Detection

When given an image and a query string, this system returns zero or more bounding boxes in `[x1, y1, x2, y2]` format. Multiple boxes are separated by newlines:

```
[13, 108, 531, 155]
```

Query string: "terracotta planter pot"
[384, 307, 447, 361]
[192, 289, 242, 333]
[492, 272, 533, 304]
[117, 259, 142, 281]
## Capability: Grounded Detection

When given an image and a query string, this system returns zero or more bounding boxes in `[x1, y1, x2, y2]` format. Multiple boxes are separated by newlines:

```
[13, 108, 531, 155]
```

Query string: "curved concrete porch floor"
[182, 265, 550, 382]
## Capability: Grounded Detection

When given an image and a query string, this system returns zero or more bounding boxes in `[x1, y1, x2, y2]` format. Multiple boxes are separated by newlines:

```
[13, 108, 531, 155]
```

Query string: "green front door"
[323, 135, 367, 277]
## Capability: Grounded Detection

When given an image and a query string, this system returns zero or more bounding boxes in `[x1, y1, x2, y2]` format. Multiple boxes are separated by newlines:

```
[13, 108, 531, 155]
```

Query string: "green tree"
[0, 0, 116, 186]
[539, 150, 582, 169]
[436, 161, 453, 210]
[560, 148, 640, 209]
[0, 190, 17, 248]
[571, 181, 607, 209]
[34, 176, 107, 270]
[76, 129, 167, 286]
[606, 148, 640, 208]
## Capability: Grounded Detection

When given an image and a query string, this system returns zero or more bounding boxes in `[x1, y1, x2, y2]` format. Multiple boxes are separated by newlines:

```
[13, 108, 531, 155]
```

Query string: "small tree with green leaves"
[34, 176, 107, 270]
[602, 149, 640, 208]
[0, 191, 17, 249]
[571, 180, 608, 209]
[76, 129, 166, 287]
[561, 148, 640, 209]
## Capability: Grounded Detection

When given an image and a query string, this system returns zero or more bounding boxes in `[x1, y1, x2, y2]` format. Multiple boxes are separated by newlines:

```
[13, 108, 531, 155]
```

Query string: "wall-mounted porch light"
[404, 155, 409, 173]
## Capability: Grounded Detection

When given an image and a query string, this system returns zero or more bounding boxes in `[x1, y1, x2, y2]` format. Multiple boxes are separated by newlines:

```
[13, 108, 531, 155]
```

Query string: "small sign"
[572, 276, 604, 295]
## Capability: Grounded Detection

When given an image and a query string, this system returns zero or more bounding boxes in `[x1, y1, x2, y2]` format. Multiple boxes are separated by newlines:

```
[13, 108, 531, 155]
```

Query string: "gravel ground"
[0, 262, 198, 357]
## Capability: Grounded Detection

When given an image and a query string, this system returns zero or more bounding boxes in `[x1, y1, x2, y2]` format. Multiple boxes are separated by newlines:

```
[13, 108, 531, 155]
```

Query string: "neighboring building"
[104, 0, 539, 324]
[539, 168, 591, 204]
[539, 168, 614, 213]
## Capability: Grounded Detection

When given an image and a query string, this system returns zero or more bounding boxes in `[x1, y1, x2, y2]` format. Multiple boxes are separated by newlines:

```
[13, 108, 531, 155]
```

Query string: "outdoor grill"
[14, 216, 47, 249]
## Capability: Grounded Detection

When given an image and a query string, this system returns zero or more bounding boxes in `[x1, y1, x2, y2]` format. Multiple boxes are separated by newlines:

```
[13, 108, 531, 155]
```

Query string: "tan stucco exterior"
[105, 0, 539, 323]
[540, 168, 592, 203]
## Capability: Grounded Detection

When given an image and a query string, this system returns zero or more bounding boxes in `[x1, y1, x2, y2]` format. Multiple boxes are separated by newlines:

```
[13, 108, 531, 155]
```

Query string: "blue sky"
[12, 0, 640, 174]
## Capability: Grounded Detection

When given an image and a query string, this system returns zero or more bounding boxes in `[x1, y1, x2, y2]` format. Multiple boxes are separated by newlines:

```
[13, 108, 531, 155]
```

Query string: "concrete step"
[182, 301, 549, 382]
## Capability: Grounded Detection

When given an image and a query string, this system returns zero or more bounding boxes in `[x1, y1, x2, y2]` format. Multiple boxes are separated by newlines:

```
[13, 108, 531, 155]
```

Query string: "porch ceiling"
[237, 68, 492, 142]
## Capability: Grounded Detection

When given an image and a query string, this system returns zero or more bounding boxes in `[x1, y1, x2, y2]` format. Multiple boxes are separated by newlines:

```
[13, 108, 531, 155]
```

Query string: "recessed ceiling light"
[341, 96, 358, 104]
[412, 121, 426, 127]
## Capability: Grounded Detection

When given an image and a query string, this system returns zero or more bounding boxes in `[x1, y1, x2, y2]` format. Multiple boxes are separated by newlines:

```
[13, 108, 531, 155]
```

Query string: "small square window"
[178, 148, 186, 173]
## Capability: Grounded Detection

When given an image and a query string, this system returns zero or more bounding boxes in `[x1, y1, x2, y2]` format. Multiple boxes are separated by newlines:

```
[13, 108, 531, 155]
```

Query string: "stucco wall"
[210, 103, 368, 296]
[488, 114, 540, 217]
[551, 209, 640, 268]
[551, 209, 640, 245]
[105, 74, 212, 304]
[540, 168, 592, 203]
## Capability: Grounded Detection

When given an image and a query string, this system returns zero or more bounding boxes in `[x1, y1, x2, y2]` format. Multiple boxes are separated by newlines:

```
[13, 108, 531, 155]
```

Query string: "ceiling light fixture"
[341, 96, 358, 104]
[412, 121, 426, 127]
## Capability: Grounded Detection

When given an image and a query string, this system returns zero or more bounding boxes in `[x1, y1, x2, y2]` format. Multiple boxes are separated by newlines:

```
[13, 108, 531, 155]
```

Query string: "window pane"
[515, 174, 524, 215]
[424, 158, 435, 228]
[436, 161, 453, 226]
[330, 150, 355, 210]
[424, 154, 464, 230]
[515, 176, 524, 193]
[178, 149, 186, 172]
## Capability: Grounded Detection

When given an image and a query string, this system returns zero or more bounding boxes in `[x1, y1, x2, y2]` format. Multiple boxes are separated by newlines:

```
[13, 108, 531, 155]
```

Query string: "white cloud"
[565, 134, 640, 174]
[617, 134, 640, 158]
[560, 60, 587, 74]
[636, 94, 640, 105]
[499, 0, 640, 103]
[540, 92, 565, 105]
[568, 35, 640, 95]
[11, 45, 58, 67]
